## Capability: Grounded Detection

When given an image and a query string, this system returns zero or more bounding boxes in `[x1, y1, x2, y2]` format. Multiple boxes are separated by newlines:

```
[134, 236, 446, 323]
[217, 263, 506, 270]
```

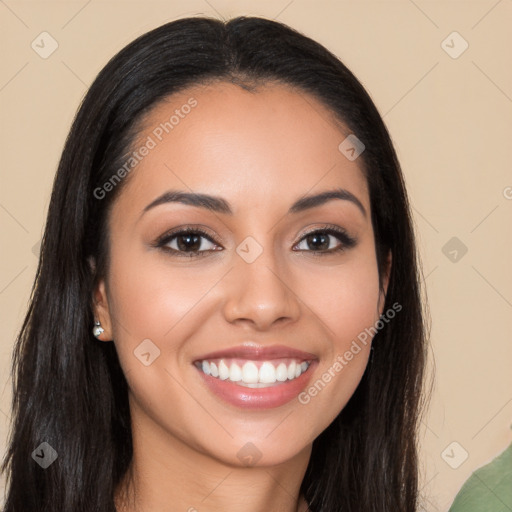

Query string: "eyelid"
[154, 224, 223, 247]
[297, 223, 353, 240]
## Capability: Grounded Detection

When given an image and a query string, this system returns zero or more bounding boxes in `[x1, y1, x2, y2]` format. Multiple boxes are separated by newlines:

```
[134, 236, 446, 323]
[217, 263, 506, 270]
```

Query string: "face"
[93, 81, 390, 468]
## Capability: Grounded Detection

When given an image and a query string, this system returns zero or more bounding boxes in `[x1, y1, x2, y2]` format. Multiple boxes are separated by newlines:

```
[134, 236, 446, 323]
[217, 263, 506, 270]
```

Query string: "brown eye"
[294, 226, 357, 255]
[172, 232, 211, 252]
[300, 232, 336, 251]
[156, 228, 220, 257]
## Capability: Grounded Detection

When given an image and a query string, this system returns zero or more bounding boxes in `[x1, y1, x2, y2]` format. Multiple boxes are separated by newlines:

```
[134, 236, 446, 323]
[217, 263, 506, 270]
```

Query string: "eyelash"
[154, 224, 357, 259]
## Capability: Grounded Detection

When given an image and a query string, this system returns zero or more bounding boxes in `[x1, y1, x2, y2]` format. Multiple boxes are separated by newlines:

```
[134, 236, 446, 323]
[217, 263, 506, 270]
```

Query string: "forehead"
[114, 81, 369, 220]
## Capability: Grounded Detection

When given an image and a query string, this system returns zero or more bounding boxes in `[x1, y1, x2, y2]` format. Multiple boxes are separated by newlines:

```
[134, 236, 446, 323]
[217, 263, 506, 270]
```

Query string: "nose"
[222, 244, 301, 331]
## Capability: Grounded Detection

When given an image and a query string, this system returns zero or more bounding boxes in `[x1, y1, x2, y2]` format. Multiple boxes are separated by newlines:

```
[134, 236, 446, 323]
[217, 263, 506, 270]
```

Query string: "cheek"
[299, 253, 382, 346]
[293, 251, 381, 421]
[105, 250, 216, 428]
[106, 246, 219, 371]
[330, 270, 381, 344]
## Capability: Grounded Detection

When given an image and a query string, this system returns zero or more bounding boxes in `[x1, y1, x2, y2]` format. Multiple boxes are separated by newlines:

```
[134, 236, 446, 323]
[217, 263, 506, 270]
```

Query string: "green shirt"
[448, 441, 512, 511]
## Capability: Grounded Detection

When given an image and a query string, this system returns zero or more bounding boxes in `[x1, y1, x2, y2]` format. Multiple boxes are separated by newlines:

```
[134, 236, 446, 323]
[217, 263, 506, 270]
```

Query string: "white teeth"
[198, 358, 311, 385]
[276, 363, 288, 382]
[242, 362, 259, 383]
[218, 360, 230, 380]
[229, 362, 242, 381]
[287, 361, 296, 380]
[259, 362, 276, 383]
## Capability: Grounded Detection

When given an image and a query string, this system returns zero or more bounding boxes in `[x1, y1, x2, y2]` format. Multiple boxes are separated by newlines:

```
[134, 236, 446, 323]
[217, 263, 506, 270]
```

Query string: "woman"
[1, 15, 431, 511]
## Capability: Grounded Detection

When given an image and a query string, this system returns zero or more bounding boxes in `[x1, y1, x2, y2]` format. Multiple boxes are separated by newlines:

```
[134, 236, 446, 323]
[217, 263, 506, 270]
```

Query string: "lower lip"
[195, 361, 317, 409]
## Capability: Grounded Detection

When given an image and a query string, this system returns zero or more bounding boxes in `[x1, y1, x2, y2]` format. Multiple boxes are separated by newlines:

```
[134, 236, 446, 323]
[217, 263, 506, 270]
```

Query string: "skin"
[92, 81, 391, 512]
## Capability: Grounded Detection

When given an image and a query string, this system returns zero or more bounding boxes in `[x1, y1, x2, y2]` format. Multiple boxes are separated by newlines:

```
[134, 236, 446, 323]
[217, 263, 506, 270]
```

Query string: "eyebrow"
[141, 187, 367, 219]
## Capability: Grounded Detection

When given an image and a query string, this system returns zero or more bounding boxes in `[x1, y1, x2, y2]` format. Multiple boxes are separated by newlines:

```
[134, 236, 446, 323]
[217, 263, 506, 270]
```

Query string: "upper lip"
[193, 343, 318, 362]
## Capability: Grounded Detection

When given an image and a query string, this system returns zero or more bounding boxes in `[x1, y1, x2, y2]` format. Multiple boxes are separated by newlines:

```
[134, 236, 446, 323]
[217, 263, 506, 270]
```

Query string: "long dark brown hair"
[1, 15, 432, 511]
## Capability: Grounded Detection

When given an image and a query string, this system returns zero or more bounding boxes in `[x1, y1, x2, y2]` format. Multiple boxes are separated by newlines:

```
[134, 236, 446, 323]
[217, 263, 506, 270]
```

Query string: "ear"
[89, 257, 113, 342]
[377, 250, 392, 316]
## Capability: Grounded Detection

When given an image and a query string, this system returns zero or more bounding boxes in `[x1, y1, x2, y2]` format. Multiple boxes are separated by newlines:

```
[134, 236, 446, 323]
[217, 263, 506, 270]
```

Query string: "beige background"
[1, 1, 511, 510]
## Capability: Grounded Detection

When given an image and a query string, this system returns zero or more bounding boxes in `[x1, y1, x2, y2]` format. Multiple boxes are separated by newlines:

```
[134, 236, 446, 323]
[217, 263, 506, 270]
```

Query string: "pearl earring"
[92, 320, 104, 338]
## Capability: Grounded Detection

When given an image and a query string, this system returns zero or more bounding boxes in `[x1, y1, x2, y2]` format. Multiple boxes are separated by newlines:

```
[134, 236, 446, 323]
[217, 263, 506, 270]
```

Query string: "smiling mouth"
[194, 358, 312, 388]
